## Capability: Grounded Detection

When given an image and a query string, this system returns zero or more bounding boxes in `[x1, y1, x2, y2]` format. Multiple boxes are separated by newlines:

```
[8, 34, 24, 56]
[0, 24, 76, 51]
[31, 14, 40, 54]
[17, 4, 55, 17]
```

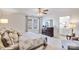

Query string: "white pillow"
[12, 32, 19, 43]
[8, 33, 14, 45]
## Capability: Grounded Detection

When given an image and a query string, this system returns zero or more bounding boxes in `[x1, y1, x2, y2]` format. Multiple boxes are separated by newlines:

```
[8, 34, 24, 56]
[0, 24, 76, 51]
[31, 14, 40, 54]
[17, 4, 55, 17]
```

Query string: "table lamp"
[69, 23, 76, 36]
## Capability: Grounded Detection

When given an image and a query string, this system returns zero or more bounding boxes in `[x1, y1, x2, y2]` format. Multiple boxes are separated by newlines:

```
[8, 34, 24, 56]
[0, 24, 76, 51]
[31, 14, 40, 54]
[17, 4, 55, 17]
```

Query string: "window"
[59, 16, 71, 35]
[42, 18, 53, 27]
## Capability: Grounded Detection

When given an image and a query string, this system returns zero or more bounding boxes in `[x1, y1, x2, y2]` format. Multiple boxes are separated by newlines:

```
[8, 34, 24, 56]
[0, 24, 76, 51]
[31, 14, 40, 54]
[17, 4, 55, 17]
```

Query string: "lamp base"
[71, 29, 75, 37]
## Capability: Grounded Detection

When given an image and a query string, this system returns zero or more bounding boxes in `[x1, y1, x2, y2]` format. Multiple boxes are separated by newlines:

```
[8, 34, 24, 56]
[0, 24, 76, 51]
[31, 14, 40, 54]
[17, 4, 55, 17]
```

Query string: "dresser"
[42, 27, 54, 37]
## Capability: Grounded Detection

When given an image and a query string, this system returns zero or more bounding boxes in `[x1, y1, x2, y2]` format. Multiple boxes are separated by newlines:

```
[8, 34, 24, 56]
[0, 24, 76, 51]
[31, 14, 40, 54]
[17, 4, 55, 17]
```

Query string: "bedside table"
[71, 37, 79, 41]
[66, 35, 79, 41]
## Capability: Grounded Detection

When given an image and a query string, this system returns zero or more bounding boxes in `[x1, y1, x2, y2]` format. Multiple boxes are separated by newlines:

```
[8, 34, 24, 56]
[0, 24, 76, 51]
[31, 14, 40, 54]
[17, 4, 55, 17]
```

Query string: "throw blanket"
[19, 32, 46, 50]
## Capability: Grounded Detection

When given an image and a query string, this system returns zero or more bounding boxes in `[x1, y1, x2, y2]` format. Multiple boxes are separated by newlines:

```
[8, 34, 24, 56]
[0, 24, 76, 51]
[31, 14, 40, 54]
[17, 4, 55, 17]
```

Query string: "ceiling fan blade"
[43, 9, 48, 11]
[43, 12, 47, 14]
[43, 11, 48, 13]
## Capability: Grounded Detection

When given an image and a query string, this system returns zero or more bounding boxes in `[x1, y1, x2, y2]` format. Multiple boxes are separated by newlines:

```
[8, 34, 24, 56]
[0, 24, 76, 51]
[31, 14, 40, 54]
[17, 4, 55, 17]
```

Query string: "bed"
[19, 32, 60, 50]
[19, 32, 79, 50]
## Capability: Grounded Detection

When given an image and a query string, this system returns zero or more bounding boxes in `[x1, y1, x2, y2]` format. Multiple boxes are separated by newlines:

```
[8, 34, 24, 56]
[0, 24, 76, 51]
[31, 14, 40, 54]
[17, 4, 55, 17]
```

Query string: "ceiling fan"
[38, 8, 48, 15]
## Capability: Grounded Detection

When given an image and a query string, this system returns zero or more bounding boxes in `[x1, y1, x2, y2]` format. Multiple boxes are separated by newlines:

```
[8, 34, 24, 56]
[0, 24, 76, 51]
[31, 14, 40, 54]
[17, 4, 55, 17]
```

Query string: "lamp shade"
[69, 23, 76, 29]
[0, 19, 8, 23]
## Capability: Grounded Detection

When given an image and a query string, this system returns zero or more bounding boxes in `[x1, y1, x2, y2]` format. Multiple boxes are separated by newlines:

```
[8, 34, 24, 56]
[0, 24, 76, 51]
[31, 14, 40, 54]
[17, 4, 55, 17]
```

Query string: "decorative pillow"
[0, 34, 5, 48]
[2, 32, 10, 40]
[0, 29, 6, 35]
[1, 38, 9, 47]
[8, 33, 13, 38]
[0, 28, 21, 48]
[12, 32, 19, 43]
[8, 33, 14, 45]
[2, 32, 12, 47]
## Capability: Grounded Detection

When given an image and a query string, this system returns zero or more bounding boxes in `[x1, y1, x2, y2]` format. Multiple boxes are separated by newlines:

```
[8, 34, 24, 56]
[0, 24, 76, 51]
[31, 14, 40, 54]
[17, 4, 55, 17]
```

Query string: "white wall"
[53, 17, 59, 37]
[0, 14, 26, 33]
[1, 11, 79, 37]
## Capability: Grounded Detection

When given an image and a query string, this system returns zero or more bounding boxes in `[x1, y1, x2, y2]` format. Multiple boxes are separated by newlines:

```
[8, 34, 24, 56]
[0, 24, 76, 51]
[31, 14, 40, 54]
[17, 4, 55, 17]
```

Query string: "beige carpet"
[35, 45, 58, 50]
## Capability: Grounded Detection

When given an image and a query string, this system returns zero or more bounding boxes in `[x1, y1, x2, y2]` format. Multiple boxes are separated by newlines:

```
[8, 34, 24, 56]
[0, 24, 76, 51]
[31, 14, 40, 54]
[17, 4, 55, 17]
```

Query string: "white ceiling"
[0, 8, 79, 17]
